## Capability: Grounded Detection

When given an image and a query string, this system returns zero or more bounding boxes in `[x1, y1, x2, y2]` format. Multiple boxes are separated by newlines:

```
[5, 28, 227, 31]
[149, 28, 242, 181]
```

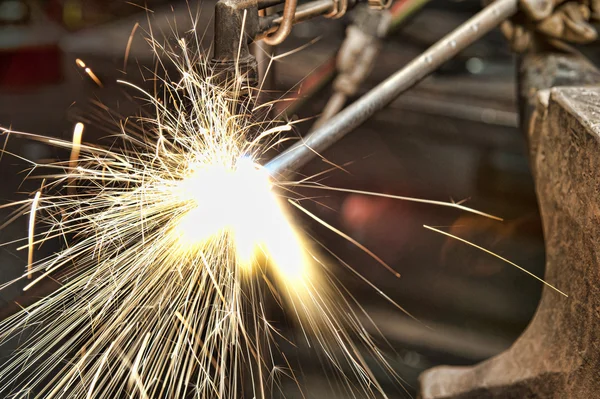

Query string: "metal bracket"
[212, 0, 260, 91]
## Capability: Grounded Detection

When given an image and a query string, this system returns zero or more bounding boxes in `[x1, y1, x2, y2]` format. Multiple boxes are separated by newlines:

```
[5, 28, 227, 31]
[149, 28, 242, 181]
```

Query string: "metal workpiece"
[213, 0, 259, 62]
[419, 53, 600, 399]
[265, 0, 519, 178]
[212, 0, 260, 89]
[517, 53, 600, 136]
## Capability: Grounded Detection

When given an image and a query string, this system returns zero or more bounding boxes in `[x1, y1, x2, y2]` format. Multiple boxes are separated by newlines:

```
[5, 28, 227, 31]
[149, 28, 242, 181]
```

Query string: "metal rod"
[254, 8, 277, 107]
[276, 0, 333, 24]
[258, 0, 334, 36]
[265, 0, 518, 177]
[263, 0, 298, 45]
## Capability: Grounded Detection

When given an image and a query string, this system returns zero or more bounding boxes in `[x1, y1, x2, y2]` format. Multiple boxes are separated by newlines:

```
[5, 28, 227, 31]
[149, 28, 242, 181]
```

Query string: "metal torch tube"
[265, 0, 518, 177]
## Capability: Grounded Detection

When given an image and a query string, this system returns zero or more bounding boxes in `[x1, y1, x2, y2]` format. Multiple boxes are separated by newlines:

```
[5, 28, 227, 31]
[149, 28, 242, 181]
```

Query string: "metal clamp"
[212, 0, 260, 92]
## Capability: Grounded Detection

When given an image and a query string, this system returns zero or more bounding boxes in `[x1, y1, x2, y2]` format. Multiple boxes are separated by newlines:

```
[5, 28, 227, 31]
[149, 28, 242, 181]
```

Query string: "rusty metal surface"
[212, 0, 260, 89]
[419, 55, 600, 398]
[518, 52, 600, 135]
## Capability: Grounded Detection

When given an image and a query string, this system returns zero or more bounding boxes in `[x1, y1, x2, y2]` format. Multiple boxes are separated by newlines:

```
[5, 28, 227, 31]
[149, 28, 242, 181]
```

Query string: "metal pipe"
[263, 0, 298, 45]
[253, 8, 277, 107]
[265, 0, 518, 177]
[258, 0, 334, 37]
[279, 0, 333, 23]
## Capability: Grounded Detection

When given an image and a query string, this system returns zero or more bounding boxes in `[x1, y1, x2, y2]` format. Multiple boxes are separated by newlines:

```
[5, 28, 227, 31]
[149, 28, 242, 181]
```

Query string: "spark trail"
[0, 15, 507, 399]
[0, 31, 396, 398]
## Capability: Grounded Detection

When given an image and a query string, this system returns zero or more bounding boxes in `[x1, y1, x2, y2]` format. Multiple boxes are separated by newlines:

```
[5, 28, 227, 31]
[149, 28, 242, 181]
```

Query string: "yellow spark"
[295, 184, 503, 221]
[128, 332, 150, 398]
[68, 122, 84, 196]
[87, 341, 115, 398]
[70, 122, 84, 165]
[424, 225, 567, 297]
[290, 200, 401, 278]
[124, 22, 140, 70]
[76, 58, 104, 87]
[27, 190, 41, 280]
[84, 67, 103, 87]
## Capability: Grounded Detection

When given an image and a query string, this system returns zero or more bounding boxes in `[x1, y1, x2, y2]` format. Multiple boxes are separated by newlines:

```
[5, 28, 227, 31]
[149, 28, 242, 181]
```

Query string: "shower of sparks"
[0, 15, 507, 399]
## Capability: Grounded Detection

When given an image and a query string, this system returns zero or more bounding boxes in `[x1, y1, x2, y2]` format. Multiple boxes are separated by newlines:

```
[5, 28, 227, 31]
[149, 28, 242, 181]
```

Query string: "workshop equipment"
[419, 52, 600, 399]
[265, 0, 518, 177]
[273, 0, 432, 119]
[211, 0, 384, 91]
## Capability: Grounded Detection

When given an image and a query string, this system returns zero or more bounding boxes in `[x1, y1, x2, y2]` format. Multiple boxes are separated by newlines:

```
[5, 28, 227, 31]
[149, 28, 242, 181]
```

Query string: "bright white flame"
[174, 157, 310, 281]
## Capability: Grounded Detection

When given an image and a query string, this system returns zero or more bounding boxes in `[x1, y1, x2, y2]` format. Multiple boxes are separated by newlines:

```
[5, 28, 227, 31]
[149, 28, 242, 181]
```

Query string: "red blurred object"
[0, 44, 62, 88]
[0, 0, 63, 89]
[341, 193, 411, 264]
[44, 0, 65, 25]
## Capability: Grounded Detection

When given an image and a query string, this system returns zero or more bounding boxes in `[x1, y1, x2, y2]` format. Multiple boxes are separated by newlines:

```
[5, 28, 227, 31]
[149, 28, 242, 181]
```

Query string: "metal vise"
[419, 53, 600, 398]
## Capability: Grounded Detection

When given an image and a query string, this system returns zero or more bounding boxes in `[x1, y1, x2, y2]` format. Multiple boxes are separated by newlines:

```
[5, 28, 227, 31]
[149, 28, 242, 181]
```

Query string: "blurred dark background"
[0, 0, 553, 397]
